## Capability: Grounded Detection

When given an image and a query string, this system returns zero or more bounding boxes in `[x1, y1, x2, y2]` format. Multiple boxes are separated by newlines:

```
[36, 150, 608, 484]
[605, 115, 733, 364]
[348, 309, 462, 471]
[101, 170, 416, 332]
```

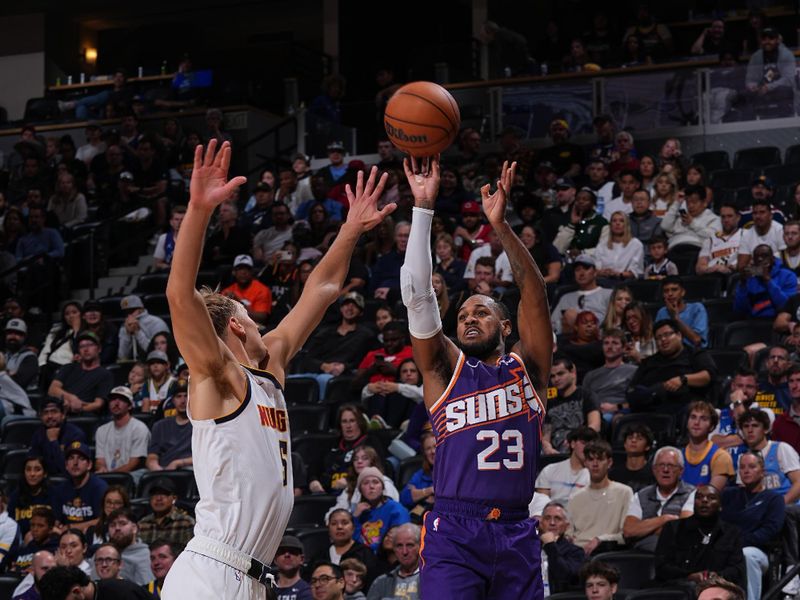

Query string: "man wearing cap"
[117, 295, 169, 362]
[137, 479, 195, 547]
[274, 535, 312, 600]
[48, 331, 112, 415]
[453, 201, 492, 262]
[550, 255, 613, 335]
[146, 380, 193, 473]
[538, 118, 585, 179]
[745, 27, 796, 118]
[290, 292, 375, 397]
[4, 318, 39, 389]
[541, 176, 576, 243]
[253, 202, 294, 263]
[53, 441, 108, 533]
[141, 351, 176, 414]
[244, 183, 275, 234]
[94, 386, 150, 480]
[28, 398, 86, 476]
[153, 206, 186, 272]
[220, 255, 272, 326]
[316, 141, 348, 188]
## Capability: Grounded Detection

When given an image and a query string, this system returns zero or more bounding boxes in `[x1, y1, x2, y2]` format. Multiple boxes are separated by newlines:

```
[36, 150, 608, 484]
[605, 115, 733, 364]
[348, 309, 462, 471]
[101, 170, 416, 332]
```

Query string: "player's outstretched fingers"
[204, 138, 218, 167]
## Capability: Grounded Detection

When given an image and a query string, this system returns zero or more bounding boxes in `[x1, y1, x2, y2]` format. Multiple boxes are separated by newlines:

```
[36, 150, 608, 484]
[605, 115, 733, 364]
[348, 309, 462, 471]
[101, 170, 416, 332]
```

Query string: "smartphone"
[679, 208, 687, 217]
[624, 331, 633, 344]
[374, 355, 385, 363]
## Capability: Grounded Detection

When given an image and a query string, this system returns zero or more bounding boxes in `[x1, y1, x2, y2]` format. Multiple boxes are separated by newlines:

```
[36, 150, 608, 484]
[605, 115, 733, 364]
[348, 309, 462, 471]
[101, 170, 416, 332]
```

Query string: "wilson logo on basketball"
[385, 123, 428, 144]
[257, 405, 288, 432]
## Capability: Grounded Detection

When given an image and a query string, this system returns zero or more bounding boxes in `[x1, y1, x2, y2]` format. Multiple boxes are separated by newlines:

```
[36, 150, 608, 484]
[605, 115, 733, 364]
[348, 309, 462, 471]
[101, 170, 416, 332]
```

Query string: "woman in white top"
[652, 171, 678, 217]
[595, 212, 644, 279]
[325, 445, 399, 521]
[38, 301, 83, 385]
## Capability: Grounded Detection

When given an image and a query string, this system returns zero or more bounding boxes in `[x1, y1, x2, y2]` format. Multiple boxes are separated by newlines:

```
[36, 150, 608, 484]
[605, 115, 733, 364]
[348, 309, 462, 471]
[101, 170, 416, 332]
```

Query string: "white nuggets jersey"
[189, 365, 293, 564]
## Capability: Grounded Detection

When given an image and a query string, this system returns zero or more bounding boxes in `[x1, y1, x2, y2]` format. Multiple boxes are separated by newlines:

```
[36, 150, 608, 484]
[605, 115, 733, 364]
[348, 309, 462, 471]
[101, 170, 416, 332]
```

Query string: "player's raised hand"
[344, 167, 395, 232]
[480, 160, 517, 225]
[403, 155, 440, 208]
[189, 139, 247, 211]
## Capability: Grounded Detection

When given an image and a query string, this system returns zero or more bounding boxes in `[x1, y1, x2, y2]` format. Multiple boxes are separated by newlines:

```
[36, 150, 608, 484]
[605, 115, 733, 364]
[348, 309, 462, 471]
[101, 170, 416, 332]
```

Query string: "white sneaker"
[782, 574, 800, 597]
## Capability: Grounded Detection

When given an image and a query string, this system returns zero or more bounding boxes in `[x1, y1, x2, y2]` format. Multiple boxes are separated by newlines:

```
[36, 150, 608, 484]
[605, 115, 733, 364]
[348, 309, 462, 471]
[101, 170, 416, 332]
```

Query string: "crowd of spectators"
[3, 38, 800, 596]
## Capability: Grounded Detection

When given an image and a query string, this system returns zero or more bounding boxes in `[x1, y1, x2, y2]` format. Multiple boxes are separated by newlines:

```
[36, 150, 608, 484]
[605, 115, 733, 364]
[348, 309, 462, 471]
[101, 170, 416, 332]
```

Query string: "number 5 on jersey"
[476, 429, 524, 470]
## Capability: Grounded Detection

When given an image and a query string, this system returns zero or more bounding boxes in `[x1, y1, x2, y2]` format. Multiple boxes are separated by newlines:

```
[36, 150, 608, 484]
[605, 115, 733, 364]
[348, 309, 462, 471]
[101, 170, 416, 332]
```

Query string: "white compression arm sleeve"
[400, 207, 442, 339]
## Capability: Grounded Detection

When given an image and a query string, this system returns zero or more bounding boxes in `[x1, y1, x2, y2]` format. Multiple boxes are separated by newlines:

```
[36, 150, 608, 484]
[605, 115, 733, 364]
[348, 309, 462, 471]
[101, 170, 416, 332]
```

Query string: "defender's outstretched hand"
[344, 167, 395, 231]
[403, 155, 440, 208]
[480, 160, 517, 225]
[190, 139, 248, 211]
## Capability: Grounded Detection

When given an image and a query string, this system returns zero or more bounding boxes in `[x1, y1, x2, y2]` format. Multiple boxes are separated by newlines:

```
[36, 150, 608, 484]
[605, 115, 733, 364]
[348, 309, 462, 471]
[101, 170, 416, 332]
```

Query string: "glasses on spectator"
[655, 331, 676, 342]
[768, 355, 788, 361]
[654, 463, 681, 471]
[94, 557, 120, 564]
[277, 548, 301, 556]
[310, 575, 339, 586]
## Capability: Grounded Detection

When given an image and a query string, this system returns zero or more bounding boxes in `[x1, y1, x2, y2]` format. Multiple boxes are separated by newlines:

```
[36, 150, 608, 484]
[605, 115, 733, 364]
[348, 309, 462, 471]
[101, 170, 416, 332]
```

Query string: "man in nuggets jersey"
[162, 140, 394, 599]
[401, 157, 552, 599]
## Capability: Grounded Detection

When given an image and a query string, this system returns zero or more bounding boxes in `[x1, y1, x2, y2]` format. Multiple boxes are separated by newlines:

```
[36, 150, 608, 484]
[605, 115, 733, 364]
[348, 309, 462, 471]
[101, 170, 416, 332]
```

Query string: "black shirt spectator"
[47, 331, 113, 415]
[28, 397, 86, 476]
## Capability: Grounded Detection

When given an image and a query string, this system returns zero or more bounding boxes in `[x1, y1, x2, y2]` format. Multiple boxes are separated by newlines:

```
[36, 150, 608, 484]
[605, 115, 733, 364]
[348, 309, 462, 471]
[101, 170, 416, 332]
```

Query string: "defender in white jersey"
[162, 140, 393, 599]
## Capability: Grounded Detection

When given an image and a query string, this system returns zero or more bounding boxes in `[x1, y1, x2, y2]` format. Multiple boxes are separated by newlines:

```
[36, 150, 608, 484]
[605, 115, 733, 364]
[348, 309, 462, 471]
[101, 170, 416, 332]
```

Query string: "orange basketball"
[384, 81, 461, 157]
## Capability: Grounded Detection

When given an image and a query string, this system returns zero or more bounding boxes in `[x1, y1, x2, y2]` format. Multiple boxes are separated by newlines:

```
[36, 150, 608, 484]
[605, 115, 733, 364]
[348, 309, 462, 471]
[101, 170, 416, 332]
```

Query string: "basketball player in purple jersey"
[401, 156, 552, 599]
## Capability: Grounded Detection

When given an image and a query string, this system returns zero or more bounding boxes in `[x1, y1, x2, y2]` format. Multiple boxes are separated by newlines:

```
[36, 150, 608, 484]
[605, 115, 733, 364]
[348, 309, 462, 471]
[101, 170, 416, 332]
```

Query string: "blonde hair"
[602, 286, 632, 332]
[200, 287, 241, 337]
[654, 172, 678, 205]
[607, 211, 633, 247]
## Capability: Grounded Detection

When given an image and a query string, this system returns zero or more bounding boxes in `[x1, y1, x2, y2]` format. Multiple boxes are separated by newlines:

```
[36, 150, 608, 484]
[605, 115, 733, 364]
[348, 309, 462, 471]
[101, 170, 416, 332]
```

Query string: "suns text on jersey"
[257, 404, 288, 432]
[444, 375, 542, 433]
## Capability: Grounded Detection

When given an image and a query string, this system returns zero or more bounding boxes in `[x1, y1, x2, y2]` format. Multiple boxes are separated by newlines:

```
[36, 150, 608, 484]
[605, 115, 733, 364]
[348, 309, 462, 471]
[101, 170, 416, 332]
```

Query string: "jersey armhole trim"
[214, 372, 252, 424]
[509, 351, 547, 417]
[241, 363, 283, 391]
[429, 352, 465, 414]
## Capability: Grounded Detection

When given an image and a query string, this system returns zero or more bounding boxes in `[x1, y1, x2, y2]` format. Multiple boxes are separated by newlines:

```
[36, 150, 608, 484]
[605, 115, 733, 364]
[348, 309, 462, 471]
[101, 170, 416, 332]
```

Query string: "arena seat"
[135, 272, 170, 294]
[288, 495, 337, 529]
[288, 405, 329, 433]
[396, 455, 423, 488]
[733, 146, 781, 170]
[97, 296, 125, 318]
[296, 527, 331, 561]
[1, 418, 41, 446]
[763, 164, 798, 186]
[546, 592, 587, 600]
[143, 293, 169, 315]
[285, 377, 320, 405]
[2, 449, 29, 480]
[709, 169, 753, 190]
[65, 416, 100, 444]
[722, 320, 775, 347]
[136, 470, 196, 500]
[625, 280, 660, 303]
[703, 298, 734, 325]
[625, 589, 691, 600]
[0, 574, 23, 599]
[785, 144, 800, 165]
[612, 414, 676, 450]
[95, 472, 135, 497]
[690, 150, 730, 173]
[292, 433, 338, 479]
[679, 276, 722, 301]
[195, 270, 220, 289]
[706, 349, 748, 378]
[592, 551, 655, 590]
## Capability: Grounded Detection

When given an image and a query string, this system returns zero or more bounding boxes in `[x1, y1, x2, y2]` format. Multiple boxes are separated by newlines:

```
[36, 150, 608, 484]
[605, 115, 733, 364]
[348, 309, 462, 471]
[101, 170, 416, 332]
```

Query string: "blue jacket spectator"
[655, 276, 709, 348]
[15, 207, 65, 261]
[733, 248, 797, 319]
[353, 467, 410, 552]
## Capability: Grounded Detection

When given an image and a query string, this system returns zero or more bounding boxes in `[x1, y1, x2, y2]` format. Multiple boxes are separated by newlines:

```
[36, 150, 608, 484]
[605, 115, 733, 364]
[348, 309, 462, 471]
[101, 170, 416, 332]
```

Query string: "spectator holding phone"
[733, 244, 797, 319]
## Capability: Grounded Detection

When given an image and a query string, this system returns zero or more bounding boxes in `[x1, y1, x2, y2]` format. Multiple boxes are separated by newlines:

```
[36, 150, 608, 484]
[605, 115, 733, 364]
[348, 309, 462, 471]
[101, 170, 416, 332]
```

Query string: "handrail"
[763, 562, 800, 600]
[444, 48, 800, 91]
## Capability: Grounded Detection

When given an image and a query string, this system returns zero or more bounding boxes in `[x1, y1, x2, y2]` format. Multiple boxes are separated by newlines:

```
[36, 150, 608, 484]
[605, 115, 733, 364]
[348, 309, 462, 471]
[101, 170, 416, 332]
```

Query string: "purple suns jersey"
[429, 351, 545, 509]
